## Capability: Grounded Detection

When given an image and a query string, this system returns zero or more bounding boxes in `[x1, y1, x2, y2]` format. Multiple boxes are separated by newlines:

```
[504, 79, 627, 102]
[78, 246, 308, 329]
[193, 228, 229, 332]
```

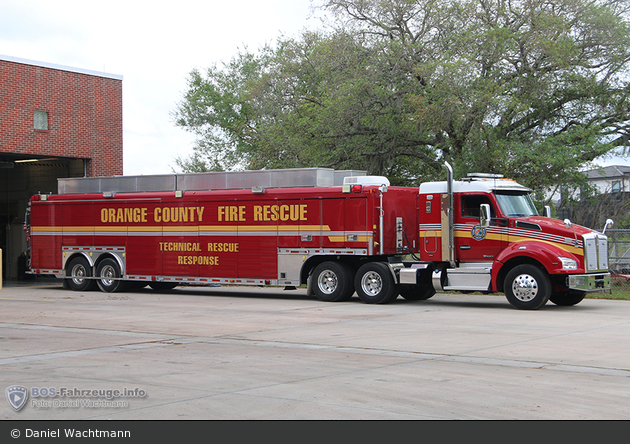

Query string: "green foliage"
[172, 0, 630, 193]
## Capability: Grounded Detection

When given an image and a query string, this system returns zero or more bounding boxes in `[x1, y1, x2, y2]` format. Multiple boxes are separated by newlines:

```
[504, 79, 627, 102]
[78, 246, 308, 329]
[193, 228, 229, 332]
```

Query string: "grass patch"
[588, 284, 630, 300]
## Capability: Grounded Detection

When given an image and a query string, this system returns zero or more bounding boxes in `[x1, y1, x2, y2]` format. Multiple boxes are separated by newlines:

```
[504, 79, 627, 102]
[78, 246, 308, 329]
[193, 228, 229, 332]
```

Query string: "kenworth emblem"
[6, 385, 28, 411]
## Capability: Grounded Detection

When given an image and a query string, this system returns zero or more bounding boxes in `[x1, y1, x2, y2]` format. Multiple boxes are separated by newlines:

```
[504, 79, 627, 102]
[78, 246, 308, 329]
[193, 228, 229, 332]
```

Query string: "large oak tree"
[172, 0, 630, 190]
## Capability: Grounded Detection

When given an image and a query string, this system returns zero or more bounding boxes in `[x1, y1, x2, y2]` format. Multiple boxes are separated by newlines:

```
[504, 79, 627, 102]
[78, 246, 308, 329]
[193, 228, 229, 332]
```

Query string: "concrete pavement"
[1, 279, 629, 420]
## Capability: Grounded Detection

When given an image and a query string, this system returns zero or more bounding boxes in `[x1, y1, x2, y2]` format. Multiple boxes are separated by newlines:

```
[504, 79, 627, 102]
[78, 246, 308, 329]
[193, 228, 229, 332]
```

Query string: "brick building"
[0, 54, 123, 279]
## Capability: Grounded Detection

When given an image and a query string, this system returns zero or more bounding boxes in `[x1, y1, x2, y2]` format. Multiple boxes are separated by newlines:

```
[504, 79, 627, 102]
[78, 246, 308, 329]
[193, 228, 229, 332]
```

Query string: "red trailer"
[25, 165, 612, 309]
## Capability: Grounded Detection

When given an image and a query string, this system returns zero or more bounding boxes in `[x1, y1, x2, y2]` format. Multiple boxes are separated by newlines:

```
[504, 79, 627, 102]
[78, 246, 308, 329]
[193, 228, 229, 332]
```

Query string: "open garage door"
[0, 155, 86, 280]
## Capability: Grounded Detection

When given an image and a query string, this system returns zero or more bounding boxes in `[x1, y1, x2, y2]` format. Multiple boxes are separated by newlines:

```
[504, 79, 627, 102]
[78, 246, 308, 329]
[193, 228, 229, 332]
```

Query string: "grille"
[583, 233, 609, 272]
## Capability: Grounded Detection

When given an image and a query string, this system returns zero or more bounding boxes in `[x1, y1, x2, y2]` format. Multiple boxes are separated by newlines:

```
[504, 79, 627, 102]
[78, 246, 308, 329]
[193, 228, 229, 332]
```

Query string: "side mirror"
[480, 204, 491, 228]
[543, 206, 551, 218]
[564, 219, 572, 229]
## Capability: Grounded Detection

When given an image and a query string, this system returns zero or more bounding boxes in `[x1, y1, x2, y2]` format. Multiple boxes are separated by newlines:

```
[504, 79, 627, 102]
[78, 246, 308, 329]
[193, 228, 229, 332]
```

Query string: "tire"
[549, 291, 586, 306]
[66, 256, 96, 291]
[398, 284, 435, 301]
[504, 264, 551, 310]
[355, 262, 398, 304]
[95, 258, 125, 293]
[312, 261, 354, 302]
[149, 282, 178, 291]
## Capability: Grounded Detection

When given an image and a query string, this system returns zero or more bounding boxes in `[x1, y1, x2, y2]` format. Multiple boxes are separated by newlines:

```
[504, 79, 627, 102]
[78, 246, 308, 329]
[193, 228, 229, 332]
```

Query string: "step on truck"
[24, 163, 612, 309]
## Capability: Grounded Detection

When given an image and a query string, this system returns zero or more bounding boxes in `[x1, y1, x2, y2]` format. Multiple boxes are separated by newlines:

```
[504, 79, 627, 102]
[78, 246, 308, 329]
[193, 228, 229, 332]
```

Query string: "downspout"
[379, 184, 387, 255]
[445, 162, 455, 267]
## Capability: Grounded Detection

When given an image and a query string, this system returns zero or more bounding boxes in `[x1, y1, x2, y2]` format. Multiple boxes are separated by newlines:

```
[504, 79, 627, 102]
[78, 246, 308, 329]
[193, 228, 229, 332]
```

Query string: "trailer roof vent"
[343, 176, 390, 187]
[466, 172, 504, 179]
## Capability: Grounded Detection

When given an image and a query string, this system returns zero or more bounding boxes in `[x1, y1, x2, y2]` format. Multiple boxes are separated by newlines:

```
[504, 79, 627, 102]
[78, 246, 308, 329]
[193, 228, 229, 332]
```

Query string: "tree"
[172, 0, 630, 190]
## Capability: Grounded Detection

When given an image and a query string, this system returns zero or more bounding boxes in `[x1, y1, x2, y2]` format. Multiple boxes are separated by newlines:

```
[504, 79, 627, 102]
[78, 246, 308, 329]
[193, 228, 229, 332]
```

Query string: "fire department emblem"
[6, 385, 28, 411]
[471, 225, 486, 241]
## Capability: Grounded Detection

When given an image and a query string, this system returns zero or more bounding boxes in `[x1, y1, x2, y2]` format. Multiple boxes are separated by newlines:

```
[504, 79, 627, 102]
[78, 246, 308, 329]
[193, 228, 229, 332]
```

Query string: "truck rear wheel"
[355, 262, 398, 304]
[399, 284, 435, 301]
[504, 264, 551, 310]
[95, 258, 125, 293]
[312, 261, 354, 302]
[66, 256, 96, 292]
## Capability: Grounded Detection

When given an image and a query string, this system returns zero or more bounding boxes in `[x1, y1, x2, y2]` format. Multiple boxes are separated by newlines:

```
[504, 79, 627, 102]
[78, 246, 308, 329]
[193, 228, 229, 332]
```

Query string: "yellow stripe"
[508, 236, 583, 256]
[328, 236, 370, 242]
[32, 225, 333, 234]
[127, 226, 162, 232]
[32, 226, 63, 232]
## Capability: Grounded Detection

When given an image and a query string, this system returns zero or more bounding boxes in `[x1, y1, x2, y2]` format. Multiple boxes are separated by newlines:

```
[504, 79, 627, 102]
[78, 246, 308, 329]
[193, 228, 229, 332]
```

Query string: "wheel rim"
[361, 271, 383, 297]
[71, 264, 87, 285]
[317, 270, 338, 294]
[99, 264, 116, 287]
[512, 273, 538, 301]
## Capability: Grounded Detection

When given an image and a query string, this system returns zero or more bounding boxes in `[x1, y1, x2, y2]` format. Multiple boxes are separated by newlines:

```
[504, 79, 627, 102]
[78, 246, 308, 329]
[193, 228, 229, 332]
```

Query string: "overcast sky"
[2, 0, 627, 176]
[1, 0, 320, 176]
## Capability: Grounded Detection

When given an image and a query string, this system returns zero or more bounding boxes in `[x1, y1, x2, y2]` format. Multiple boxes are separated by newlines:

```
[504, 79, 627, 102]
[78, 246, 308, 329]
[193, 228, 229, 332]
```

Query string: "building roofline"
[585, 165, 630, 180]
[0, 54, 123, 81]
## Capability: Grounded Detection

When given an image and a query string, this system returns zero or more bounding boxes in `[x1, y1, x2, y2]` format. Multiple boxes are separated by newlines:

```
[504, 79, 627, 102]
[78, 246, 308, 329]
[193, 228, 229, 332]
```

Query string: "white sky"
[1, 0, 321, 176]
[1, 0, 627, 176]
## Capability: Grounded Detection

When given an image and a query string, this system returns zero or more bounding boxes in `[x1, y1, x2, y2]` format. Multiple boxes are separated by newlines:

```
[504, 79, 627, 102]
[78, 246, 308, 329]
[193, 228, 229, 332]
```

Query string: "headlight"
[559, 256, 578, 270]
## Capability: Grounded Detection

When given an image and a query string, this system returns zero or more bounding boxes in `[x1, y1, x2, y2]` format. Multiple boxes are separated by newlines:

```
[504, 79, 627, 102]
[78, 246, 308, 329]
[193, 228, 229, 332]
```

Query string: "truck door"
[455, 193, 506, 262]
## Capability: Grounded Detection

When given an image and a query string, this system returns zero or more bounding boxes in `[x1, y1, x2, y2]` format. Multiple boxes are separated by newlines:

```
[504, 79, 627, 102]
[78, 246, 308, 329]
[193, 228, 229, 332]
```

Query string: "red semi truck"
[24, 163, 611, 309]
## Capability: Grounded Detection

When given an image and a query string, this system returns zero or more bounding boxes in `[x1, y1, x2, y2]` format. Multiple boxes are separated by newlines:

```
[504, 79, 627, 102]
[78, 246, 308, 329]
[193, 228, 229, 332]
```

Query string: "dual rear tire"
[311, 261, 401, 304]
[66, 256, 125, 293]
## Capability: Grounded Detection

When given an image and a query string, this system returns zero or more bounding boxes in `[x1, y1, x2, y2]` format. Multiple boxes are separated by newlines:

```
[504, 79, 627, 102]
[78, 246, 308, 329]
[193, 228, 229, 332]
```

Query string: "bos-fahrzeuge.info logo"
[6, 385, 147, 411]
[6, 385, 28, 411]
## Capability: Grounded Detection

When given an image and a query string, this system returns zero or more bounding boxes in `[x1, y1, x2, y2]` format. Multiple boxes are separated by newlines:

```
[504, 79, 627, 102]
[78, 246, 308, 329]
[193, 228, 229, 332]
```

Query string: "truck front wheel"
[355, 262, 398, 304]
[504, 264, 551, 310]
[312, 261, 354, 302]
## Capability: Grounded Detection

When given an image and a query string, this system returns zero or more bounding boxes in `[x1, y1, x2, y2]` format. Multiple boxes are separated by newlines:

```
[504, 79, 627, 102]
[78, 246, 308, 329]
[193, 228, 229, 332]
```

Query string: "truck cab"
[417, 166, 611, 309]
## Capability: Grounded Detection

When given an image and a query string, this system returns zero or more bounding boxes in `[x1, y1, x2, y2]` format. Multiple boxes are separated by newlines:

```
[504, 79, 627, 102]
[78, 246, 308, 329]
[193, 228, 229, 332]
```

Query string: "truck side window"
[461, 195, 494, 219]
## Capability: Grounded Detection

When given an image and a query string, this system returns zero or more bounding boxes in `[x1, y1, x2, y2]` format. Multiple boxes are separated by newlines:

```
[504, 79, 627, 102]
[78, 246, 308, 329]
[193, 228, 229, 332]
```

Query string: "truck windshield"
[494, 191, 539, 217]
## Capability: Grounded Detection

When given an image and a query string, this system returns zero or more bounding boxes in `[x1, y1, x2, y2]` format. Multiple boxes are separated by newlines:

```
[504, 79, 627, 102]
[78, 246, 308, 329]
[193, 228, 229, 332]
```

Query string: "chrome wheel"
[511, 273, 539, 302]
[360, 271, 383, 297]
[71, 263, 88, 286]
[354, 263, 397, 304]
[98, 264, 116, 287]
[312, 262, 354, 302]
[317, 270, 339, 295]
[504, 264, 550, 310]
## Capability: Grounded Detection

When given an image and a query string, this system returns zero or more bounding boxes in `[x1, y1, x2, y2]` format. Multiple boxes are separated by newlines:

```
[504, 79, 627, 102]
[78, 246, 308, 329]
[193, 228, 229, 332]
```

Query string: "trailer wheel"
[95, 258, 124, 293]
[312, 261, 354, 302]
[504, 264, 551, 310]
[355, 262, 398, 304]
[66, 256, 96, 292]
[549, 291, 586, 306]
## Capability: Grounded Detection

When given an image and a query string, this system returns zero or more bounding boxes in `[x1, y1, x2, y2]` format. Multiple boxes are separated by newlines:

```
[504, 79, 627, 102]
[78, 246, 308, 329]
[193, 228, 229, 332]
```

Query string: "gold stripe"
[508, 236, 583, 256]
[32, 225, 333, 234]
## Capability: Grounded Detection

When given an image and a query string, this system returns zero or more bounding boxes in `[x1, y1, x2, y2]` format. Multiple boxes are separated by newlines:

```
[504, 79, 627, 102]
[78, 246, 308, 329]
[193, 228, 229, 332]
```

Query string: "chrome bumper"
[567, 273, 611, 292]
